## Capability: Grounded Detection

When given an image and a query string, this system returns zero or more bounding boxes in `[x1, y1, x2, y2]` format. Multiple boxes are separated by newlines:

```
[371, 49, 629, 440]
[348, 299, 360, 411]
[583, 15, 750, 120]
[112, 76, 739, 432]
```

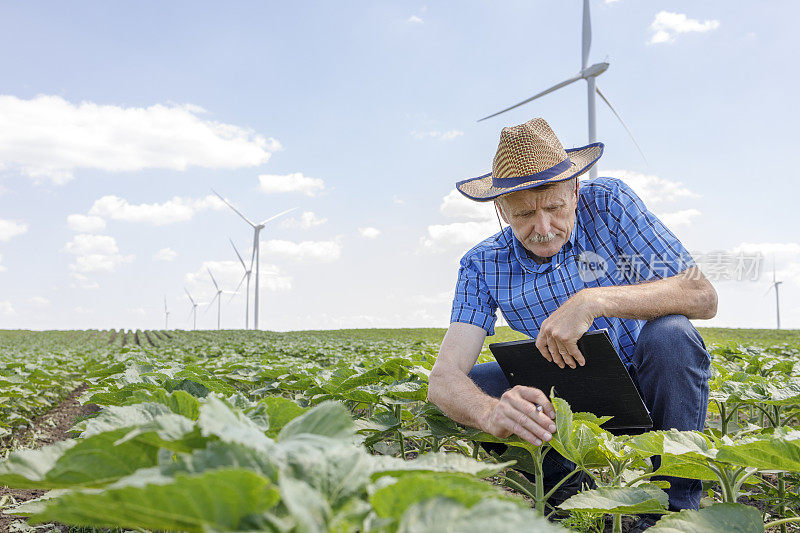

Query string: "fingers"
[490, 386, 558, 446]
[564, 339, 585, 367]
[537, 332, 566, 369]
[513, 385, 556, 420]
[555, 338, 577, 369]
[534, 334, 552, 363]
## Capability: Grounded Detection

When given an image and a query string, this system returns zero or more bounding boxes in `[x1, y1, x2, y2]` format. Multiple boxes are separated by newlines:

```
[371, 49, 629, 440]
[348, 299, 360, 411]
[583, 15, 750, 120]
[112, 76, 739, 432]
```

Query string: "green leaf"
[370, 472, 518, 520]
[648, 503, 764, 532]
[716, 429, 800, 472]
[560, 484, 669, 514]
[277, 401, 354, 441]
[259, 396, 307, 438]
[370, 452, 514, 479]
[196, 395, 273, 450]
[397, 497, 566, 533]
[0, 430, 160, 489]
[79, 402, 175, 437]
[278, 474, 331, 533]
[18, 468, 280, 533]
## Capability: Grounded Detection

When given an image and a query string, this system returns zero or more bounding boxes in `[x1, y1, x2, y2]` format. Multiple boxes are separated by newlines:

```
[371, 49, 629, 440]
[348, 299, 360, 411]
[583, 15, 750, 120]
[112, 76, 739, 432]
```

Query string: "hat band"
[491, 157, 572, 189]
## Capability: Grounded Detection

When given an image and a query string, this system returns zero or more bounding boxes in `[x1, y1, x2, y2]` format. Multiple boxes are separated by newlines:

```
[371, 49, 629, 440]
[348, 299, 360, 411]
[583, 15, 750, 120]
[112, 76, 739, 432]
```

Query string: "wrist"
[578, 287, 604, 320]
[478, 397, 499, 433]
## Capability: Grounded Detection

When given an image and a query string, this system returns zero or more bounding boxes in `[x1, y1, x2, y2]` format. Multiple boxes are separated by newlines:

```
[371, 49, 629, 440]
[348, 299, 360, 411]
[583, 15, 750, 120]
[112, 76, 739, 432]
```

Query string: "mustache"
[528, 232, 557, 244]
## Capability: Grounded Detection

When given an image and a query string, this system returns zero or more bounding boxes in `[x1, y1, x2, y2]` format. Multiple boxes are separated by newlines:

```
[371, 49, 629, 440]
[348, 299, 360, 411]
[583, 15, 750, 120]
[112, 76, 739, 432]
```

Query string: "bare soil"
[0, 385, 99, 532]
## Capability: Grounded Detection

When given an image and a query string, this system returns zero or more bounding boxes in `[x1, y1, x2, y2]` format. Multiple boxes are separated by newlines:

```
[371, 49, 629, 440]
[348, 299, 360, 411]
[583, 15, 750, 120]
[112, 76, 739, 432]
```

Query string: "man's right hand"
[482, 385, 557, 446]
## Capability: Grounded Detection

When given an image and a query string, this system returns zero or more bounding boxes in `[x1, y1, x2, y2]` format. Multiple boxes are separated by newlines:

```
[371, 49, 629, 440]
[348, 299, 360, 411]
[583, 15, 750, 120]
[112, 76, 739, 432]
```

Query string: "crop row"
[0, 329, 798, 532]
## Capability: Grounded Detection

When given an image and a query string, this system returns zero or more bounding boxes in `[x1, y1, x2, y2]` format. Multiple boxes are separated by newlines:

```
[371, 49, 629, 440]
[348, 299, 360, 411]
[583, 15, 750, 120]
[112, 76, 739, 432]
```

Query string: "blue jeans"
[468, 315, 711, 511]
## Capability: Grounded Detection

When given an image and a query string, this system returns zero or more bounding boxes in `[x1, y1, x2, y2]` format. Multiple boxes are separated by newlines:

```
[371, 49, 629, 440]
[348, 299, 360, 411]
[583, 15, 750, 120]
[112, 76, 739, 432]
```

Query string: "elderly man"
[428, 118, 717, 521]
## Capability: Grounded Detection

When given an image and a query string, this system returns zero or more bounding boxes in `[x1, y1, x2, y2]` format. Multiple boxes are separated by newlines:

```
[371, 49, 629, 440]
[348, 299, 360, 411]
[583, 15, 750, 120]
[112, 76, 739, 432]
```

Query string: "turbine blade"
[207, 268, 220, 290]
[184, 287, 197, 306]
[230, 238, 247, 269]
[203, 293, 219, 315]
[228, 272, 248, 303]
[595, 85, 648, 165]
[763, 283, 776, 297]
[259, 207, 298, 226]
[478, 74, 583, 122]
[212, 189, 257, 227]
[582, 0, 591, 69]
[249, 231, 258, 269]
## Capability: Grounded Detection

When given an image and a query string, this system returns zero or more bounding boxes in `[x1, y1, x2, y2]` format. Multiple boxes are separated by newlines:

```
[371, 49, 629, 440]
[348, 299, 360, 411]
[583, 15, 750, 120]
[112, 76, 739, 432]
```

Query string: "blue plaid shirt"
[450, 177, 695, 365]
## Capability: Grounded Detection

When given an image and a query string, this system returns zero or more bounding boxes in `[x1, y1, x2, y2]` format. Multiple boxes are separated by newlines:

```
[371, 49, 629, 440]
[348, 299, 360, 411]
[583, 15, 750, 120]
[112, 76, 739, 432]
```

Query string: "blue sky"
[1, 0, 798, 331]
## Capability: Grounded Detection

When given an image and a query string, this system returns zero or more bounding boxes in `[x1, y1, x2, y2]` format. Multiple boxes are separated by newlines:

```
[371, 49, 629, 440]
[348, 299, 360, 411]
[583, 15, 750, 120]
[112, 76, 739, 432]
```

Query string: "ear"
[494, 199, 509, 224]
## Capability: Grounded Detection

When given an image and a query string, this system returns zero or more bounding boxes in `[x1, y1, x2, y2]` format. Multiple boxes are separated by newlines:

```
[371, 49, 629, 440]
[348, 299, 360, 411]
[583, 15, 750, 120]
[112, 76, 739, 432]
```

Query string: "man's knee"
[635, 315, 709, 370]
[467, 362, 510, 399]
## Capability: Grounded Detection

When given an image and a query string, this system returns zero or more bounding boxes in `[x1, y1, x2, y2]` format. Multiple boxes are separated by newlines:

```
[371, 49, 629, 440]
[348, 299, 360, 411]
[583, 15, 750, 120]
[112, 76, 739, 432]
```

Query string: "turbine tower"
[230, 237, 254, 330]
[213, 189, 296, 330]
[207, 268, 224, 330]
[164, 295, 170, 329]
[184, 287, 199, 330]
[478, 0, 646, 178]
[768, 260, 783, 330]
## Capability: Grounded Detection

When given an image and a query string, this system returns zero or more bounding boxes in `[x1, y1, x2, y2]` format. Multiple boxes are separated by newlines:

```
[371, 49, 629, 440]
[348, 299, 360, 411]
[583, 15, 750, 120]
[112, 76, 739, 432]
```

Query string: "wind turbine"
[478, 0, 646, 178]
[212, 189, 296, 330]
[229, 237, 254, 330]
[164, 295, 170, 329]
[184, 287, 199, 330]
[207, 268, 224, 330]
[766, 259, 783, 329]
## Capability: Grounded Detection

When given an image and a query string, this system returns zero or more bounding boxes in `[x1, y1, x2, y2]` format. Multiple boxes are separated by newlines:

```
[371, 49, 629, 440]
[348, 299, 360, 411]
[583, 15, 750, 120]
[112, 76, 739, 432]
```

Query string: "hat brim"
[456, 142, 604, 202]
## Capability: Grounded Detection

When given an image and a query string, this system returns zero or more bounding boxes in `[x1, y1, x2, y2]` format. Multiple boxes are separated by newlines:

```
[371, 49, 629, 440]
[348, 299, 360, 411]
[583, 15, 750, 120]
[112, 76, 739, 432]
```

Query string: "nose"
[533, 212, 551, 236]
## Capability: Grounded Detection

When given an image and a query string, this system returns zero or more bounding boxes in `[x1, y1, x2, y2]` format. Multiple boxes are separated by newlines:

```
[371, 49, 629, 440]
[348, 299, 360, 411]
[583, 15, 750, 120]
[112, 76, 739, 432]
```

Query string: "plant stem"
[766, 517, 800, 529]
[779, 472, 787, 533]
[613, 514, 622, 533]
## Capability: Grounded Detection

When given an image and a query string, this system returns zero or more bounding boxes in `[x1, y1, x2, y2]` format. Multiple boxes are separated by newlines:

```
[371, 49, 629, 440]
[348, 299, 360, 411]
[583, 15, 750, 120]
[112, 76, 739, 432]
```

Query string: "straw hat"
[456, 118, 604, 202]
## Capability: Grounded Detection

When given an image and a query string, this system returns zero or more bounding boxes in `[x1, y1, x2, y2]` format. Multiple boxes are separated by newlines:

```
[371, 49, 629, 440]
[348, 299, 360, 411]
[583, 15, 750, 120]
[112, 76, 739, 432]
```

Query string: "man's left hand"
[535, 290, 595, 369]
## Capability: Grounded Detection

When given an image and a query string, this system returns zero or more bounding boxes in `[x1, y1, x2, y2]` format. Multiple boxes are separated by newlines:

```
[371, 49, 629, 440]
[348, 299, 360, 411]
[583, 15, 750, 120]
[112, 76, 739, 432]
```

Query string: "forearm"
[428, 365, 497, 431]
[583, 266, 717, 321]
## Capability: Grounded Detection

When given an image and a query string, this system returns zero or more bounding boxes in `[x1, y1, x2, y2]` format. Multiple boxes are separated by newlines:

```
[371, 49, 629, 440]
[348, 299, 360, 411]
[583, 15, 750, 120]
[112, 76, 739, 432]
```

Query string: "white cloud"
[281, 211, 327, 229]
[63, 234, 133, 273]
[0, 95, 277, 184]
[603, 170, 699, 205]
[411, 129, 464, 141]
[185, 260, 291, 297]
[732, 242, 800, 257]
[0, 254, 5, 272]
[88, 194, 225, 225]
[0, 219, 28, 241]
[67, 214, 106, 232]
[261, 239, 342, 263]
[410, 290, 452, 305]
[657, 208, 701, 228]
[28, 296, 50, 306]
[154, 247, 178, 261]
[69, 272, 100, 290]
[407, 15, 423, 23]
[393, 195, 406, 206]
[440, 190, 494, 221]
[358, 227, 381, 239]
[648, 11, 720, 45]
[420, 220, 498, 251]
[258, 173, 325, 196]
[0, 301, 15, 315]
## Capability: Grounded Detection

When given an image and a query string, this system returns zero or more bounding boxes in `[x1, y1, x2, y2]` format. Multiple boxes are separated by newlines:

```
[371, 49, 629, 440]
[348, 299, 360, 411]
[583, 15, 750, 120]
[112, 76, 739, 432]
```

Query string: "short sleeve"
[606, 179, 695, 282]
[450, 255, 498, 335]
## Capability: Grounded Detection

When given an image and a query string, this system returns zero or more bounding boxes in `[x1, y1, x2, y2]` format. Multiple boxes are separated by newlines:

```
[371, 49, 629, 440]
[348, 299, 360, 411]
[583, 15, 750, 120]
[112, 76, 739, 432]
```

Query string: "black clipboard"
[489, 330, 652, 435]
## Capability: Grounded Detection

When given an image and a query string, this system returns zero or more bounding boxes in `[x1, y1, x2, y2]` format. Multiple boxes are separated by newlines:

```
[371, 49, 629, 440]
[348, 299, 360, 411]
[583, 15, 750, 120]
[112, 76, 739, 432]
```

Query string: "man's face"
[495, 179, 579, 260]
